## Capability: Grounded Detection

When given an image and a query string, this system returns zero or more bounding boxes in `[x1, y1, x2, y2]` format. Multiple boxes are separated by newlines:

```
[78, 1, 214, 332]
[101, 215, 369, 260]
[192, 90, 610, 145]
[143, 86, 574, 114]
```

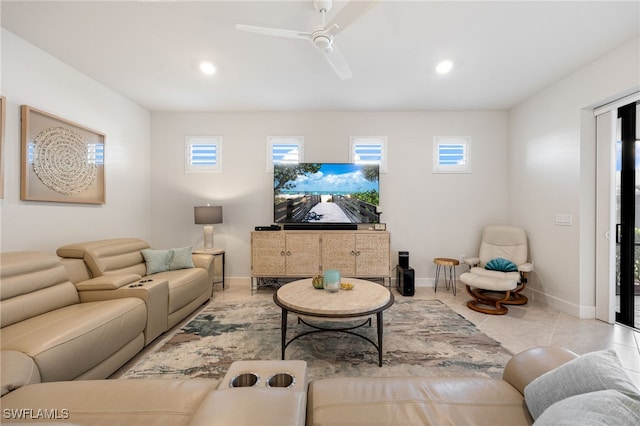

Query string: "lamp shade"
[194, 205, 223, 224]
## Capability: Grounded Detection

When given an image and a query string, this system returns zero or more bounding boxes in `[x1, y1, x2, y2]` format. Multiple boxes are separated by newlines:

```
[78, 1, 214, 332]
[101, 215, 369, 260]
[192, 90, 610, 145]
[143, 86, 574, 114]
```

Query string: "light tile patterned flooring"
[218, 281, 640, 389]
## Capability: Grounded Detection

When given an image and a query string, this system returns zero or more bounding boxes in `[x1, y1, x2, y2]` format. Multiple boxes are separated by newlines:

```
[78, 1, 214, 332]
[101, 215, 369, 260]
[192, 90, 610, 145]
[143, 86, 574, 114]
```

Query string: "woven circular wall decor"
[32, 126, 97, 195]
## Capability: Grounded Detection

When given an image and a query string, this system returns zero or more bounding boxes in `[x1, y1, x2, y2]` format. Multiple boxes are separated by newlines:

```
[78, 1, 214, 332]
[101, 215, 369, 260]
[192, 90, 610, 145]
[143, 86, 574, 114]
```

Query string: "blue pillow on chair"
[485, 257, 518, 272]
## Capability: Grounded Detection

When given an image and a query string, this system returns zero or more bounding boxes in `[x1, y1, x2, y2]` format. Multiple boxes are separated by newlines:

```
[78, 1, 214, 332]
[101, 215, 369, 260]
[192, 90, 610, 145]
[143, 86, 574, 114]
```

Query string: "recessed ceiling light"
[436, 60, 454, 74]
[199, 61, 216, 76]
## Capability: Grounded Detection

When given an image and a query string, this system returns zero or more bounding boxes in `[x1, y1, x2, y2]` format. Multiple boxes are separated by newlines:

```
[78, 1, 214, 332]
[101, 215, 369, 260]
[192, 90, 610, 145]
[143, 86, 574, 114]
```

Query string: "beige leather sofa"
[0, 251, 147, 386]
[56, 238, 214, 344]
[5, 346, 626, 426]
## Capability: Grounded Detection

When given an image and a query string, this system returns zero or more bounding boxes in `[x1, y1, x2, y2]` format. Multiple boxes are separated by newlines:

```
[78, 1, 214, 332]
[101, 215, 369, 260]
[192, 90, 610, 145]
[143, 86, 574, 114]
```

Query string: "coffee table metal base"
[279, 308, 385, 366]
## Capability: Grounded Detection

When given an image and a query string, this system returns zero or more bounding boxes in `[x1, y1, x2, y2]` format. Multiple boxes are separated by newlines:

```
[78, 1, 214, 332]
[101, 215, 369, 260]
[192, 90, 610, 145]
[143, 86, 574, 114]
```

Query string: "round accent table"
[433, 257, 460, 296]
[273, 278, 394, 367]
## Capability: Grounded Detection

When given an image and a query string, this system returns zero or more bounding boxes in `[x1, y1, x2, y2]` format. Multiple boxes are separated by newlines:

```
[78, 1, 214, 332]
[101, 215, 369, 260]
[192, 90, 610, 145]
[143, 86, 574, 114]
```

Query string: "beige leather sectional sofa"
[3, 346, 638, 425]
[0, 239, 214, 389]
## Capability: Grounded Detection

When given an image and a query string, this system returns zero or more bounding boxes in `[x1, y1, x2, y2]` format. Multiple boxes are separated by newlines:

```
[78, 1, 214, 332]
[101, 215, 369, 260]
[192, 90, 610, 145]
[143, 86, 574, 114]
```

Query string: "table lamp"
[194, 205, 223, 250]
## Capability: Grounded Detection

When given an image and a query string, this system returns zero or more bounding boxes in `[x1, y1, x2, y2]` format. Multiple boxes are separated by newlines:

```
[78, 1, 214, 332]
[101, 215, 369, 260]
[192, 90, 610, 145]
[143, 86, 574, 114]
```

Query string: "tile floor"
[117, 280, 640, 389]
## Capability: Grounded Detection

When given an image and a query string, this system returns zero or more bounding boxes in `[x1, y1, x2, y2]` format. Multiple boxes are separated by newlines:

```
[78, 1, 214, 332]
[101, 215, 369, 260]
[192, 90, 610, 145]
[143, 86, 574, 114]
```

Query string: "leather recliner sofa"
[56, 238, 214, 344]
[0, 251, 147, 386]
[4, 346, 637, 425]
[0, 242, 214, 389]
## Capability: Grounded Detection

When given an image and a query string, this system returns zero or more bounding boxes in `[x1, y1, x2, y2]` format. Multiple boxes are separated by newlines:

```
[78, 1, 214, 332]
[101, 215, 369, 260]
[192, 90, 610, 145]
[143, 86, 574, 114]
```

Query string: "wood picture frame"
[21, 105, 105, 204]
[0, 96, 5, 199]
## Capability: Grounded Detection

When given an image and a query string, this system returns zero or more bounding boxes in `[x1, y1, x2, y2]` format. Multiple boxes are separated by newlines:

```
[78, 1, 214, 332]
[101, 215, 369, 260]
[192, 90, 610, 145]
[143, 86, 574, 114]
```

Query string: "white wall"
[509, 36, 640, 317]
[0, 29, 152, 253]
[150, 111, 509, 285]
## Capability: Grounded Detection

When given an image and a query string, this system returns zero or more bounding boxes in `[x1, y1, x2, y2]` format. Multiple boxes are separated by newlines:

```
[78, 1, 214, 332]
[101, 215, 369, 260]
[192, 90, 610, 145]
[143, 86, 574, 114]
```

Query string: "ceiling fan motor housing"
[313, 33, 332, 50]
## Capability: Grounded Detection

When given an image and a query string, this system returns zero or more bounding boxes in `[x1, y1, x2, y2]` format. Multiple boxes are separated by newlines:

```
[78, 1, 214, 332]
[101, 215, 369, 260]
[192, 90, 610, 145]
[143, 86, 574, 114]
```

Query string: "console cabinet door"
[321, 233, 356, 275]
[285, 233, 321, 275]
[251, 232, 286, 276]
[355, 233, 390, 276]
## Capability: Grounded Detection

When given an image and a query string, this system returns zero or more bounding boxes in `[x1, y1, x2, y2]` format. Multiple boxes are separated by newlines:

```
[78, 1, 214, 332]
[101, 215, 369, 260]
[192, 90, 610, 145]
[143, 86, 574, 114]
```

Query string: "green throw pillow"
[169, 246, 194, 270]
[485, 257, 518, 272]
[141, 249, 174, 275]
[524, 349, 639, 420]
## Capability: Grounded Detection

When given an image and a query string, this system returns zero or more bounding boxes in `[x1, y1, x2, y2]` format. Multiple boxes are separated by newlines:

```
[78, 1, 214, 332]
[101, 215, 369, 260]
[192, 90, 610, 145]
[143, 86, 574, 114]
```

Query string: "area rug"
[121, 298, 512, 382]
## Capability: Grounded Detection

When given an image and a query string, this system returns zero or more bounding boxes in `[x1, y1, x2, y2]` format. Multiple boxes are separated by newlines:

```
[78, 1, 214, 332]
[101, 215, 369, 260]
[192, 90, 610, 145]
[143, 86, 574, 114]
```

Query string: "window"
[433, 136, 471, 173]
[267, 136, 304, 172]
[349, 136, 387, 173]
[185, 136, 222, 173]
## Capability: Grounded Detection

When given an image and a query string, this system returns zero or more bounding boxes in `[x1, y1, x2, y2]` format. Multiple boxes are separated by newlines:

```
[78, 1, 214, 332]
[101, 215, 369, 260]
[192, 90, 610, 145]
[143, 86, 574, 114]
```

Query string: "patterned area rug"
[122, 297, 512, 382]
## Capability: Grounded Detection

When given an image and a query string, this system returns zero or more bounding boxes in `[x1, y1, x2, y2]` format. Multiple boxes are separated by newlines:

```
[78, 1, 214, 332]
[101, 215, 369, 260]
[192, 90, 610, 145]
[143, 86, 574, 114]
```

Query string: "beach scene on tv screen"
[274, 163, 380, 223]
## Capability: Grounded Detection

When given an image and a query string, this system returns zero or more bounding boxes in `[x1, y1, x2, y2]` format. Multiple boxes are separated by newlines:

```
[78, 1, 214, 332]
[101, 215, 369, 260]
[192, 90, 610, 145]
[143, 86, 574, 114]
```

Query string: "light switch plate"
[555, 214, 573, 226]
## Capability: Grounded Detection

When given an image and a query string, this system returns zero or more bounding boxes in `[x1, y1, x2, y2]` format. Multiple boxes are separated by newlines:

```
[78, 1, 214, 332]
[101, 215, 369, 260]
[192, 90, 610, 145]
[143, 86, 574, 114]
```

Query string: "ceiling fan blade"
[326, 0, 379, 35]
[321, 44, 353, 80]
[235, 24, 312, 41]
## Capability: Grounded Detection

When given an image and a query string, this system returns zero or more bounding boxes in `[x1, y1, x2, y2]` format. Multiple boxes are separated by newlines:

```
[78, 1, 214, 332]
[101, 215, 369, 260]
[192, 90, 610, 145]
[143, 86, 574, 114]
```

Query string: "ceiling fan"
[235, 0, 379, 80]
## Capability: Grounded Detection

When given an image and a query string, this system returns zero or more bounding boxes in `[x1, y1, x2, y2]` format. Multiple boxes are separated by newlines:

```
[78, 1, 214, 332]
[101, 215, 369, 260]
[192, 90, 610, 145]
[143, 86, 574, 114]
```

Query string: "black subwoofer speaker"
[396, 265, 415, 296]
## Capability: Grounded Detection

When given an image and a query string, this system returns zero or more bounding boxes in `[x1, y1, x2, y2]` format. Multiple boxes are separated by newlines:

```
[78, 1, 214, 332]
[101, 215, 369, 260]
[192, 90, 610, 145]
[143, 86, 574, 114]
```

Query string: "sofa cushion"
[57, 238, 150, 277]
[524, 349, 639, 420]
[153, 268, 209, 313]
[1, 298, 146, 382]
[308, 376, 532, 426]
[534, 389, 640, 426]
[0, 252, 80, 328]
[170, 246, 195, 270]
[142, 249, 174, 274]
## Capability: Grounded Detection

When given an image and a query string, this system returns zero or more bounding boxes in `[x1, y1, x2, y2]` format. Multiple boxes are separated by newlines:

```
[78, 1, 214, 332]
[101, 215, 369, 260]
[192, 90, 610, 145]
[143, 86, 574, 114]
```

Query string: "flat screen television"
[274, 163, 380, 224]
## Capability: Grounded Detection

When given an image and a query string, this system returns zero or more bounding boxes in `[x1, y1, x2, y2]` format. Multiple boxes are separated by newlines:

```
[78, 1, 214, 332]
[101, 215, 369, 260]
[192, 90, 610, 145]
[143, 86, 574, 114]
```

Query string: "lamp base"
[203, 225, 214, 250]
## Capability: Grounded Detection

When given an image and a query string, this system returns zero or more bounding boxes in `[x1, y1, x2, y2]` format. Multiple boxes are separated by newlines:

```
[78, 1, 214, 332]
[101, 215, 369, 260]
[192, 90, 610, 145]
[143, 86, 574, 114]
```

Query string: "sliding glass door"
[615, 101, 639, 329]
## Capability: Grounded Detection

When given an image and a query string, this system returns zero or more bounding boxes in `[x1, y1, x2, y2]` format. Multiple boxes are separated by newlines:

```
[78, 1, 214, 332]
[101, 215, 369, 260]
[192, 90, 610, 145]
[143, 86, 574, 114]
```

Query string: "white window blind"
[349, 136, 387, 173]
[185, 136, 222, 173]
[267, 136, 304, 172]
[433, 136, 471, 173]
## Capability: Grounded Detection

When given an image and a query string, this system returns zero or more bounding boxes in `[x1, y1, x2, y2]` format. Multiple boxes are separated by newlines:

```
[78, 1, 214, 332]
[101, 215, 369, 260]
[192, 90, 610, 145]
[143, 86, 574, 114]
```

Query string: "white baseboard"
[527, 288, 596, 319]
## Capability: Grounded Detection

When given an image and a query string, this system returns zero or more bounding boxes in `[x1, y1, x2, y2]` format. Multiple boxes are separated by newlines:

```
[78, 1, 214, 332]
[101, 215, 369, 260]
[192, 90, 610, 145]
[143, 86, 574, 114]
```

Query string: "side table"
[193, 248, 225, 292]
[433, 257, 459, 296]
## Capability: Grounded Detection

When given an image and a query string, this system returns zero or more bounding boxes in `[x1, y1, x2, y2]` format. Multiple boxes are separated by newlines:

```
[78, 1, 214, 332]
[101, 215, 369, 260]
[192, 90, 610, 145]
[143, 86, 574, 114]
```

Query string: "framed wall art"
[21, 105, 105, 204]
[0, 96, 5, 199]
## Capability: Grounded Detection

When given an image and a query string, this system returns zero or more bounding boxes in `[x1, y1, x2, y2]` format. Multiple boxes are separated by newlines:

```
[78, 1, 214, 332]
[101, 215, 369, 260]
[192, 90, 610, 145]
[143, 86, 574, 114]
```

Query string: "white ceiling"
[2, 0, 639, 112]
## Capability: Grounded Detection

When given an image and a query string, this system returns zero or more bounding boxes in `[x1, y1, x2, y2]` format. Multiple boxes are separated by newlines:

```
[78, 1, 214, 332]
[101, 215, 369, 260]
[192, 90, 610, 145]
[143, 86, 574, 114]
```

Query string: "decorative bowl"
[340, 282, 354, 290]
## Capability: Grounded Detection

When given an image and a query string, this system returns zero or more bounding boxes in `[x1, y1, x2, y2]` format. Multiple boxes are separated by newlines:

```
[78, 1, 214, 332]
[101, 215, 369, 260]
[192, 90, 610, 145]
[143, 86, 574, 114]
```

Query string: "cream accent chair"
[459, 225, 533, 315]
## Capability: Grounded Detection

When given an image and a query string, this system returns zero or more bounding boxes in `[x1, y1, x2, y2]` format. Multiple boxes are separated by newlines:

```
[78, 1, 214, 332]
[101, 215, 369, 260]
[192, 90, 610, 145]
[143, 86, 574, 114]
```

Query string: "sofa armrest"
[1, 350, 41, 396]
[502, 346, 578, 395]
[192, 253, 215, 284]
[78, 279, 169, 345]
[188, 388, 307, 426]
[74, 274, 142, 291]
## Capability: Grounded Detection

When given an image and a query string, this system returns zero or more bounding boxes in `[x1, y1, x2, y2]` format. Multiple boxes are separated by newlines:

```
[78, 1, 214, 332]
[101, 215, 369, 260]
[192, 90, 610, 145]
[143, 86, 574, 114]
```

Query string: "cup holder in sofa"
[229, 372, 259, 388]
[266, 373, 296, 388]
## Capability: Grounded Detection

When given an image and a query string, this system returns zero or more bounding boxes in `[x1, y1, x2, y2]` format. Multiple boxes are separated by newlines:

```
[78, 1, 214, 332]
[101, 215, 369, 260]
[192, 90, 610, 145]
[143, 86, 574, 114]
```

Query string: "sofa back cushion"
[0, 252, 79, 328]
[57, 238, 149, 277]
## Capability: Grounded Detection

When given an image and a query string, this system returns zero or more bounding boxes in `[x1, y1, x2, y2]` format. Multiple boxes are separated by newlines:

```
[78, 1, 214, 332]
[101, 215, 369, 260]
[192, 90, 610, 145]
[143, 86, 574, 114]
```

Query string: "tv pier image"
[274, 163, 381, 226]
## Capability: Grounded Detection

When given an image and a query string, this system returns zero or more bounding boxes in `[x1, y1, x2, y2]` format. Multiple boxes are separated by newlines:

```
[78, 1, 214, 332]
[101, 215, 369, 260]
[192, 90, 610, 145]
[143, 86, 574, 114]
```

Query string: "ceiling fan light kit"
[235, 0, 379, 80]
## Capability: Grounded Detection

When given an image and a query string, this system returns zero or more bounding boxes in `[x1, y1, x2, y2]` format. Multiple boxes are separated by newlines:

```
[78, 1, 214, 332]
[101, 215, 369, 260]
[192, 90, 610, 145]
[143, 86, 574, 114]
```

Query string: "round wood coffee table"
[273, 278, 394, 366]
